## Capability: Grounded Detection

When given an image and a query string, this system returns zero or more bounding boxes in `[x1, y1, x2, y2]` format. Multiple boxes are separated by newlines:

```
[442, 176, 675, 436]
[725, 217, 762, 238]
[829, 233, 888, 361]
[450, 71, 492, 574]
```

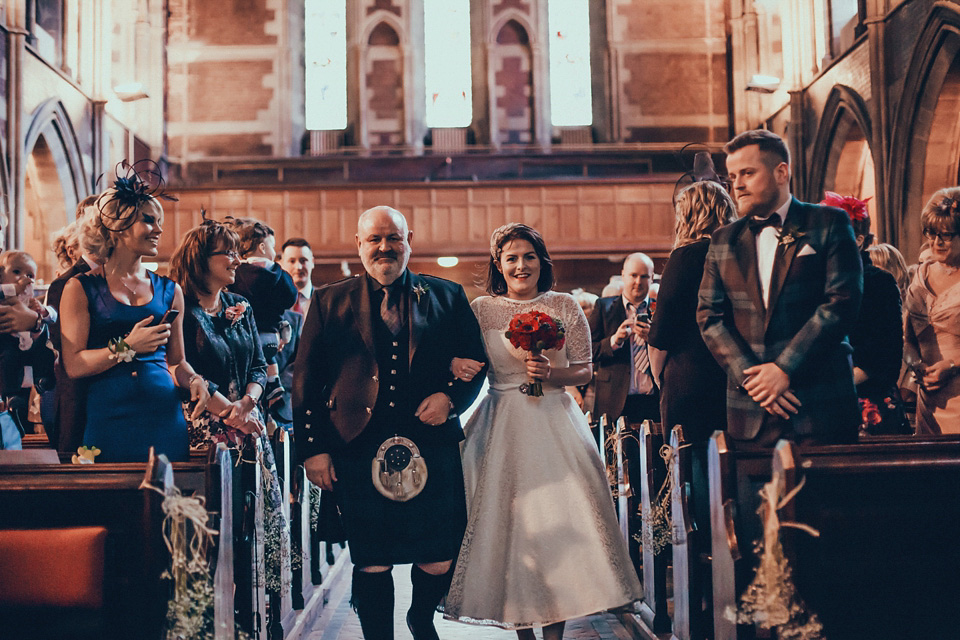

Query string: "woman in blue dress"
[59, 163, 210, 462]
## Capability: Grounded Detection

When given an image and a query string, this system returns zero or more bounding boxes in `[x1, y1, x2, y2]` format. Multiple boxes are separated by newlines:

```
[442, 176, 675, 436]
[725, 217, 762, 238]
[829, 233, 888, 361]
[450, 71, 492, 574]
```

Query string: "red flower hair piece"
[820, 191, 870, 223]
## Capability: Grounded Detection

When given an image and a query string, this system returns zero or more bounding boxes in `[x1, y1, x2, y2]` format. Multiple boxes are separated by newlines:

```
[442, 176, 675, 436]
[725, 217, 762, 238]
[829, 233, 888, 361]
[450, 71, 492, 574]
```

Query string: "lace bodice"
[470, 292, 592, 387]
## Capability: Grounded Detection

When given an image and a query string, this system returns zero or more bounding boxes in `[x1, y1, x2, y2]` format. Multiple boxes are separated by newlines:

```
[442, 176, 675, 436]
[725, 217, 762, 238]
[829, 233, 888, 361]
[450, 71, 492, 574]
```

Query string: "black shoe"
[406, 609, 440, 640]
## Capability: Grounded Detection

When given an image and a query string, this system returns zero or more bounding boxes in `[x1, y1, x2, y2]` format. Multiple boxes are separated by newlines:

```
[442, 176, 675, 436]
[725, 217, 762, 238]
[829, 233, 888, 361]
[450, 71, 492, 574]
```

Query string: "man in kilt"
[294, 206, 487, 640]
[697, 129, 863, 445]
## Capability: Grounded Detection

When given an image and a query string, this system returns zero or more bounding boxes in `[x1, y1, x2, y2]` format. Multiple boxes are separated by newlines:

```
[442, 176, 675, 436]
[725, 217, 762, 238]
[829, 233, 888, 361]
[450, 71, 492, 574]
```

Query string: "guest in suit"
[904, 187, 960, 434]
[293, 206, 487, 640]
[280, 237, 315, 319]
[821, 192, 908, 435]
[649, 180, 736, 440]
[698, 129, 862, 445]
[45, 195, 102, 452]
[589, 252, 660, 425]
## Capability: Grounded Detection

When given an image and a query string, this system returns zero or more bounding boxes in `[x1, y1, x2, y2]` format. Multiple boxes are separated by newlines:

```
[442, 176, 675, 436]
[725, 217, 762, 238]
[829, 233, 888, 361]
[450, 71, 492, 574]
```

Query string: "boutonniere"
[224, 300, 249, 326]
[413, 283, 430, 303]
[72, 445, 100, 464]
[777, 223, 806, 248]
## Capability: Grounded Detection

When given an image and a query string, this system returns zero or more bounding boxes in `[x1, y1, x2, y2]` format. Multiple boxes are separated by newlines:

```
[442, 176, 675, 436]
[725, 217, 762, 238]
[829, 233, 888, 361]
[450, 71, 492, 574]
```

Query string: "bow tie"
[748, 215, 781, 233]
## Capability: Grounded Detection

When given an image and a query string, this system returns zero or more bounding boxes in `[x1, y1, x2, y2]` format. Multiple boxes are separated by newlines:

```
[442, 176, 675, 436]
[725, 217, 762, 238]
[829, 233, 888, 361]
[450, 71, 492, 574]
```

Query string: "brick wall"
[611, 0, 729, 143]
[166, 0, 288, 159]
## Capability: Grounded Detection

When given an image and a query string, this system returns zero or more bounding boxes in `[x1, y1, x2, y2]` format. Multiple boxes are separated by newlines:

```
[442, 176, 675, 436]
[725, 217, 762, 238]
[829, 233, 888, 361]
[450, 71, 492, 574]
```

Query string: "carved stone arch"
[22, 99, 88, 280]
[888, 4, 960, 261]
[360, 13, 407, 47]
[360, 19, 407, 147]
[806, 85, 879, 235]
[488, 12, 537, 47]
[489, 17, 536, 147]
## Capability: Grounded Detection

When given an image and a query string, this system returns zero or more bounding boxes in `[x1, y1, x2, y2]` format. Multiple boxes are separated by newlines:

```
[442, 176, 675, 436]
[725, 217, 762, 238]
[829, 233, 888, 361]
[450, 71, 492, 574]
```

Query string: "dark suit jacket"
[589, 295, 657, 422]
[45, 259, 92, 452]
[697, 197, 863, 441]
[293, 271, 487, 460]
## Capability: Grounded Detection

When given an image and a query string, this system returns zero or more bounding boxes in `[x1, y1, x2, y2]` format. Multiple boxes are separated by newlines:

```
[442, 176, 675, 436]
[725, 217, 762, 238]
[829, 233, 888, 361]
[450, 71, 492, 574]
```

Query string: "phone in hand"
[154, 309, 180, 326]
[636, 312, 651, 324]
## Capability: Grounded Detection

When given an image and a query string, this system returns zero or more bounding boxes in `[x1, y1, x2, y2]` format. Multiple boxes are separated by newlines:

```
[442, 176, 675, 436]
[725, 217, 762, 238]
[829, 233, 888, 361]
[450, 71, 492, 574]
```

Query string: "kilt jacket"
[697, 196, 863, 441]
[292, 270, 487, 461]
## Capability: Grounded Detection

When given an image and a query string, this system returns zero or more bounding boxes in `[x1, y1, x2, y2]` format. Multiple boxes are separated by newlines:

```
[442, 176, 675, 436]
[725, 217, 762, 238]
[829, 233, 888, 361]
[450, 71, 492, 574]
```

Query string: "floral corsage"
[413, 283, 430, 303]
[108, 337, 136, 362]
[224, 300, 249, 326]
[777, 223, 806, 248]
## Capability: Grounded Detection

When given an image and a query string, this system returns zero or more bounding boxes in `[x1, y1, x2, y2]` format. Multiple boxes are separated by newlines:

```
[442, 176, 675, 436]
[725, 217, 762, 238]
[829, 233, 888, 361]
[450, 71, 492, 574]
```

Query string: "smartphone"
[636, 313, 651, 324]
[154, 309, 180, 326]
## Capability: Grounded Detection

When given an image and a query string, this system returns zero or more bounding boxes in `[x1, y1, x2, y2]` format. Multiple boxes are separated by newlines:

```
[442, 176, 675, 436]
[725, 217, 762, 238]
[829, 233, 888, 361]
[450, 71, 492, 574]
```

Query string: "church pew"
[0, 452, 215, 639]
[709, 432, 960, 640]
[770, 437, 960, 639]
[707, 431, 779, 640]
[612, 416, 630, 544]
[234, 435, 268, 639]
[669, 425, 708, 640]
[268, 428, 295, 637]
[638, 420, 670, 633]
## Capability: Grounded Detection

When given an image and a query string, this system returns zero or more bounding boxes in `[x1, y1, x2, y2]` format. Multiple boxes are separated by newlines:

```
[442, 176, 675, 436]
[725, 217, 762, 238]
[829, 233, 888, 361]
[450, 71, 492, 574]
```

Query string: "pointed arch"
[22, 99, 88, 279]
[806, 85, 878, 235]
[888, 4, 960, 260]
[490, 18, 535, 146]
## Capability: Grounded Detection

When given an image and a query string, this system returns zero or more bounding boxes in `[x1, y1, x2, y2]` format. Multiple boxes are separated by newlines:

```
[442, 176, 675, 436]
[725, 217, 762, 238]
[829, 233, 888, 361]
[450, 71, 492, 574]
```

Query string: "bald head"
[621, 252, 653, 305]
[356, 206, 413, 285]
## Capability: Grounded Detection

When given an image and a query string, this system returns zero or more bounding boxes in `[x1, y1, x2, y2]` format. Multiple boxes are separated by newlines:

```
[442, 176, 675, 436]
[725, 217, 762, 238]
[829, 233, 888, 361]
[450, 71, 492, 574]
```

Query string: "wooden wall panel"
[163, 181, 678, 263]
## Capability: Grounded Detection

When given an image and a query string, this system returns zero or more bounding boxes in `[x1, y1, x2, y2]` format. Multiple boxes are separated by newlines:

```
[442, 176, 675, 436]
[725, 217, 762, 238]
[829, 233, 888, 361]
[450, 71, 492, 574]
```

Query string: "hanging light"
[437, 256, 459, 268]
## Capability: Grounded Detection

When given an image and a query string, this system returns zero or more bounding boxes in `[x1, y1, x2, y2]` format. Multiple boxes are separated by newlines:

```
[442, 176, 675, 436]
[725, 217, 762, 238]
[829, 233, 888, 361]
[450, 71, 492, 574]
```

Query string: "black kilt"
[330, 417, 467, 567]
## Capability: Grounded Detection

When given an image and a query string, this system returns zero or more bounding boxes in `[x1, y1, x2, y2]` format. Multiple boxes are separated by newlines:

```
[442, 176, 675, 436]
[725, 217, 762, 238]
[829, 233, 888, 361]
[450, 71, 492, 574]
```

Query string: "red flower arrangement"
[860, 398, 882, 428]
[505, 310, 566, 396]
[820, 191, 871, 223]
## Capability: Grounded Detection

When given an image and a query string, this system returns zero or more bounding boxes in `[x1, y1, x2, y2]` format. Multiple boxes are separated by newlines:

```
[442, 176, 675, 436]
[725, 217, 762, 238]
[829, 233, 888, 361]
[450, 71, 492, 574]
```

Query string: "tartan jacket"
[292, 270, 487, 460]
[697, 197, 863, 441]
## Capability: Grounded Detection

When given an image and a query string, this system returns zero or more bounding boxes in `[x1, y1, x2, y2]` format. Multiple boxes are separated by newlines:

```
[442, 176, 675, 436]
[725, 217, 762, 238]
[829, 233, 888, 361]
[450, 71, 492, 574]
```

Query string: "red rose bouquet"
[505, 310, 566, 396]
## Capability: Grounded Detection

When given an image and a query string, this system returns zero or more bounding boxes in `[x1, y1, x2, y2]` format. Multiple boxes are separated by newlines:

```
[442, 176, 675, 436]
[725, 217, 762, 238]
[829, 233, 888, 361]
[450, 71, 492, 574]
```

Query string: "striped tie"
[630, 303, 650, 389]
[380, 287, 402, 336]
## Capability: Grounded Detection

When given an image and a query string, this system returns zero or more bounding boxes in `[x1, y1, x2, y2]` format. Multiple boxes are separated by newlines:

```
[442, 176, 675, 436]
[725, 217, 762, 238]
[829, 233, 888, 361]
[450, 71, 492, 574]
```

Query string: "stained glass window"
[424, 0, 472, 128]
[548, 0, 592, 127]
[305, 0, 348, 130]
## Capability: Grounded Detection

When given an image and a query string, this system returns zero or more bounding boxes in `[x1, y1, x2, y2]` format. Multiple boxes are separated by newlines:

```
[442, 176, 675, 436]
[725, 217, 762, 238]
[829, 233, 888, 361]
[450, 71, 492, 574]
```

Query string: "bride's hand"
[525, 352, 551, 380]
[451, 357, 485, 381]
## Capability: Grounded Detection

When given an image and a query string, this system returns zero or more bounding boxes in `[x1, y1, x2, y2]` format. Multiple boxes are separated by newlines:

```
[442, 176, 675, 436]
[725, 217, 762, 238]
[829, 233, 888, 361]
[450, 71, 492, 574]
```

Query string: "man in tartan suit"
[697, 130, 863, 444]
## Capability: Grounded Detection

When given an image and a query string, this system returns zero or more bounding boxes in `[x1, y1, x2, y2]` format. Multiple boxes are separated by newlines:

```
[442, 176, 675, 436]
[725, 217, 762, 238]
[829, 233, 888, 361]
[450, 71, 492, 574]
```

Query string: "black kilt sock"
[351, 567, 395, 640]
[407, 564, 451, 639]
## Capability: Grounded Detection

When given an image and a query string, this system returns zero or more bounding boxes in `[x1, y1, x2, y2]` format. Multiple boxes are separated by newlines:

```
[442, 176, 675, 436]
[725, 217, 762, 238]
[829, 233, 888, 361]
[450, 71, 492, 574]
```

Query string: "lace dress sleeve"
[558, 293, 592, 364]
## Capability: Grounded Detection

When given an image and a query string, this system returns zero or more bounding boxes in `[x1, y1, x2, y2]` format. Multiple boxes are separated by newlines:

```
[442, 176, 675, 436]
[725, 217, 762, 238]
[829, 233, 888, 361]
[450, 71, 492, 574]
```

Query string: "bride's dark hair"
[485, 223, 555, 295]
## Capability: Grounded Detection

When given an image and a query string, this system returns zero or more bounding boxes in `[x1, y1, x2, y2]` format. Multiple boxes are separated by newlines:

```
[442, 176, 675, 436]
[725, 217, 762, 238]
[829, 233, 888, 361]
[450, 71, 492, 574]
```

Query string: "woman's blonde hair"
[79, 189, 164, 262]
[673, 181, 737, 248]
[867, 242, 910, 300]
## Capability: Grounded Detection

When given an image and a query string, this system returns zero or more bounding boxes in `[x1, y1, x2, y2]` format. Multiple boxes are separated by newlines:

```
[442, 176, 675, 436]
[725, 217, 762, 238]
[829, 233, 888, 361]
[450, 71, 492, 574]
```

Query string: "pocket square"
[797, 244, 817, 256]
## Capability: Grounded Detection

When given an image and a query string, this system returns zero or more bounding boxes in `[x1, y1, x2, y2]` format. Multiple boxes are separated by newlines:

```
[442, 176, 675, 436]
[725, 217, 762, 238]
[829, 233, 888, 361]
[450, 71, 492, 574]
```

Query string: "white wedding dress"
[444, 292, 642, 629]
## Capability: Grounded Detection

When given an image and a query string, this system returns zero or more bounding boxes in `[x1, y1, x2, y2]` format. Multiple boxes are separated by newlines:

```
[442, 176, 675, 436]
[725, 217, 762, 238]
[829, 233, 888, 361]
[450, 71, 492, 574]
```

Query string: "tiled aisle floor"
[305, 563, 637, 640]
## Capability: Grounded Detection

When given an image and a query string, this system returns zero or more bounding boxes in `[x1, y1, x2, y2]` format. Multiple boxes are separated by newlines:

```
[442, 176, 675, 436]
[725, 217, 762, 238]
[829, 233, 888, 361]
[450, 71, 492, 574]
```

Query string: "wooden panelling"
[163, 181, 678, 262]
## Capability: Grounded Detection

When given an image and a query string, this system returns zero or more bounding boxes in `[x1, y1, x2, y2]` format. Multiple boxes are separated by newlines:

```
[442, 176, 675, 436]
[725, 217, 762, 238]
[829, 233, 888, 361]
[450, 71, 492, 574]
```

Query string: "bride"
[443, 223, 641, 639]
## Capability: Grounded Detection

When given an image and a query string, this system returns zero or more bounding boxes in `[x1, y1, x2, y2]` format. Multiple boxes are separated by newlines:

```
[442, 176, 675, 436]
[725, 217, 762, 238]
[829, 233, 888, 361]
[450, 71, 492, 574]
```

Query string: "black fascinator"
[97, 160, 178, 233]
[672, 143, 728, 205]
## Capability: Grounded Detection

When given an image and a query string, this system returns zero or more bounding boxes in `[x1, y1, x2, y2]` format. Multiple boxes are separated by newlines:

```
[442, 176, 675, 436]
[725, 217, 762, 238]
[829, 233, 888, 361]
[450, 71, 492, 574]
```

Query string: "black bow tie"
[748, 215, 781, 233]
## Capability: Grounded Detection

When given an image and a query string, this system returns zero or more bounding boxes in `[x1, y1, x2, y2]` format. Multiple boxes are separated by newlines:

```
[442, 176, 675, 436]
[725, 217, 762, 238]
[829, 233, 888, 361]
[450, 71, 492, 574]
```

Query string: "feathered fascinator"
[97, 160, 177, 233]
[820, 191, 870, 223]
[672, 143, 729, 205]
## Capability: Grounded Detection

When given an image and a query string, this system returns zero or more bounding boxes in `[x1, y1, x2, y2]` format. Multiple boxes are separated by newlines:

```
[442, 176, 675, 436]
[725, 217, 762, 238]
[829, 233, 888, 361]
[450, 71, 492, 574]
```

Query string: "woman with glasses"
[904, 187, 960, 434]
[59, 164, 209, 462]
[169, 219, 291, 597]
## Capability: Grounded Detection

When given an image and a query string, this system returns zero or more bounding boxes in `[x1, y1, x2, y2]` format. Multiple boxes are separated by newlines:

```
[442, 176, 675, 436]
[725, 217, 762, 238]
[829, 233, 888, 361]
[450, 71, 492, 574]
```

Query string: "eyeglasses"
[922, 229, 959, 243]
[210, 250, 240, 259]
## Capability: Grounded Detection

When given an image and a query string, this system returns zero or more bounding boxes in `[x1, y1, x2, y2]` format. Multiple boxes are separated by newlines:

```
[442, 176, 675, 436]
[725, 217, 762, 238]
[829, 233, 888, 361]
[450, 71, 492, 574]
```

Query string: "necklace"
[941, 261, 960, 276]
[110, 270, 148, 298]
[202, 294, 222, 315]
